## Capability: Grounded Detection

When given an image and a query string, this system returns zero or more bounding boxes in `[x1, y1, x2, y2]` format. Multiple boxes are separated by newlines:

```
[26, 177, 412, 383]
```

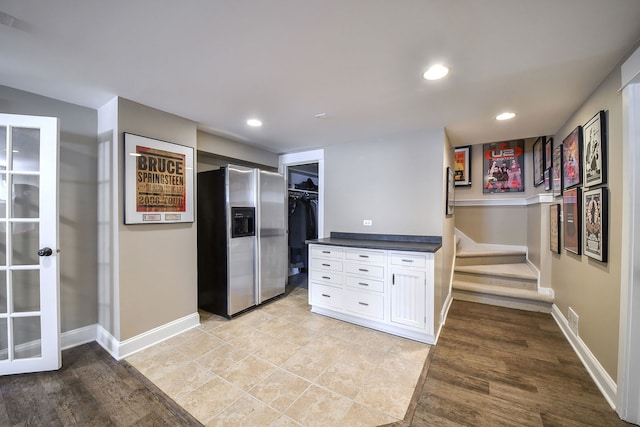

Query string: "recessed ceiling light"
[246, 118, 263, 127]
[496, 112, 516, 121]
[423, 64, 449, 80]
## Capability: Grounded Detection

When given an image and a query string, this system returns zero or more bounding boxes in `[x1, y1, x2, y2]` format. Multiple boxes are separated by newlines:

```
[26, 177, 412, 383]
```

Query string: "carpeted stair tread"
[453, 280, 553, 303]
[456, 249, 526, 258]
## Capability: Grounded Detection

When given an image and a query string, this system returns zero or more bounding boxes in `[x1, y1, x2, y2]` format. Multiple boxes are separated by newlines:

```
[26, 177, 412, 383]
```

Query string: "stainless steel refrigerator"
[197, 165, 286, 318]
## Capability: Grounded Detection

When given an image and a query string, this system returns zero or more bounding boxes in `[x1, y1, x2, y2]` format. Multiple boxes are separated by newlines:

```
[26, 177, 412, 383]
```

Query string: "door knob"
[37, 247, 53, 257]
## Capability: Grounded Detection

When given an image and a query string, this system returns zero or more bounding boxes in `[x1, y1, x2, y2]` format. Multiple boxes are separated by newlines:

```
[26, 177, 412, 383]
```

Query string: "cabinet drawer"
[345, 276, 384, 293]
[311, 259, 343, 272]
[311, 283, 343, 309]
[390, 253, 426, 268]
[345, 249, 385, 266]
[345, 262, 384, 278]
[344, 289, 384, 319]
[310, 245, 344, 259]
[310, 269, 344, 285]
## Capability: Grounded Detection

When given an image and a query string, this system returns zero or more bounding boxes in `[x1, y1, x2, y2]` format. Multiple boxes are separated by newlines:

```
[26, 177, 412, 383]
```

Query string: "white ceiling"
[1, 1, 640, 154]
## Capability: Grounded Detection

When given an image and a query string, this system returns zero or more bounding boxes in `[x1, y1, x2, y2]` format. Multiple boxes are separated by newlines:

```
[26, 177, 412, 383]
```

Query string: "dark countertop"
[307, 232, 442, 253]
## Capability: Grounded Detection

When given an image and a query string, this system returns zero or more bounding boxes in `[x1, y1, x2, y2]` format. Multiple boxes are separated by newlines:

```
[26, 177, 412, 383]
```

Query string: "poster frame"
[550, 203, 561, 254]
[483, 139, 525, 193]
[454, 145, 472, 187]
[562, 126, 583, 191]
[583, 187, 608, 262]
[563, 187, 581, 255]
[533, 136, 545, 187]
[446, 166, 455, 215]
[583, 110, 607, 188]
[124, 132, 195, 224]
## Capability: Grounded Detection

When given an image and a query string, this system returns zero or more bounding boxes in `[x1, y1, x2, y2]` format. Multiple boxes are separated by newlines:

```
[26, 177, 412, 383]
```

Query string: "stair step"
[453, 280, 553, 313]
[456, 250, 526, 266]
[454, 263, 537, 290]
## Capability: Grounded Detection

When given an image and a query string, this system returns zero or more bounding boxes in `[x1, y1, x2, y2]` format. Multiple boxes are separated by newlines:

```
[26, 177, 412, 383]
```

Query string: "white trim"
[455, 193, 554, 207]
[61, 325, 98, 350]
[552, 304, 617, 410]
[96, 312, 200, 360]
[311, 306, 436, 344]
[618, 66, 640, 422]
[621, 46, 640, 89]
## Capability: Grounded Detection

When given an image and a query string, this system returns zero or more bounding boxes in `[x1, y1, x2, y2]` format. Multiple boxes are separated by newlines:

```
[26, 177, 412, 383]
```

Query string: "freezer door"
[258, 170, 286, 302]
[227, 165, 257, 315]
[228, 235, 256, 315]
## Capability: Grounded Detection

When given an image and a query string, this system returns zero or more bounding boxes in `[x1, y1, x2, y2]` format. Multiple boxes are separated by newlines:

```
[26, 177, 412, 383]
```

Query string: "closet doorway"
[287, 163, 318, 278]
[279, 149, 324, 289]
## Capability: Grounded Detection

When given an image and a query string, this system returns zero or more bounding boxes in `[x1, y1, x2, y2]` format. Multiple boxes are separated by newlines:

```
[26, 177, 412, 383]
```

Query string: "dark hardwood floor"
[400, 300, 633, 427]
[0, 341, 201, 426]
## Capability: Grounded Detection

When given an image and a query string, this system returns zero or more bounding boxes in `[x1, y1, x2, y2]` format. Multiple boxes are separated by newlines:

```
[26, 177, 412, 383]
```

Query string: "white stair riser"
[455, 254, 526, 266]
[452, 289, 552, 313]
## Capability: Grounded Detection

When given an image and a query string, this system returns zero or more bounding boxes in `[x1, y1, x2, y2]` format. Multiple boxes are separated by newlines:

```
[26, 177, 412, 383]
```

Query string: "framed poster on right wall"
[550, 204, 561, 254]
[562, 126, 583, 191]
[584, 187, 608, 262]
[583, 110, 607, 187]
[563, 187, 581, 255]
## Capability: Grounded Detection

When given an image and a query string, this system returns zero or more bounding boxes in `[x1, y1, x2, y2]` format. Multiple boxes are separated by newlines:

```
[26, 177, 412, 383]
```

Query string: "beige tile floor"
[126, 286, 430, 426]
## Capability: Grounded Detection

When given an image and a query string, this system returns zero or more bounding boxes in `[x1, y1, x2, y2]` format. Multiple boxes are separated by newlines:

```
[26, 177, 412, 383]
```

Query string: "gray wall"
[0, 85, 98, 333]
[324, 129, 446, 236]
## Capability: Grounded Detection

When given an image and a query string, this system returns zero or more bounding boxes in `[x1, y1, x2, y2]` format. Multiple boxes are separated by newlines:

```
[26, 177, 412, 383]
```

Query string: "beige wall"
[0, 85, 98, 334]
[436, 132, 455, 328]
[324, 129, 445, 236]
[197, 130, 279, 168]
[551, 65, 623, 379]
[455, 205, 528, 246]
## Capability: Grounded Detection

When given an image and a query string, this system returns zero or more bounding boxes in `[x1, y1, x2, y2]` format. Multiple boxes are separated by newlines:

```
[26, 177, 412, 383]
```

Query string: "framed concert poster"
[446, 167, 455, 215]
[584, 187, 608, 262]
[544, 169, 551, 191]
[533, 136, 545, 187]
[545, 137, 553, 170]
[552, 144, 563, 197]
[483, 139, 525, 193]
[583, 110, 607, 187]
[550, 204, 561, 254]
[454, 145, 472, 186]
[124, 133, 195, 224]
[562, 126, 583, 190]
[563, 188, 581, 255]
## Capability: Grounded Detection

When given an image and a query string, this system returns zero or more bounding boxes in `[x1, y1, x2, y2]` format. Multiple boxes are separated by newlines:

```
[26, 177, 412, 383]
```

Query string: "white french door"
[0, 113, 60, 375]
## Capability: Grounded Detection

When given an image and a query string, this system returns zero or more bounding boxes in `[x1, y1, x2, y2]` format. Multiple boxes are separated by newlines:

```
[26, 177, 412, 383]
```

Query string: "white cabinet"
[308, 244, 436, 344]
[390, 266, 426, 330]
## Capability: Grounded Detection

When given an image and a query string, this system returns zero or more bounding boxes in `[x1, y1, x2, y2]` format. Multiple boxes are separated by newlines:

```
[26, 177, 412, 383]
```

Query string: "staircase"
[452, 248, 553, 313]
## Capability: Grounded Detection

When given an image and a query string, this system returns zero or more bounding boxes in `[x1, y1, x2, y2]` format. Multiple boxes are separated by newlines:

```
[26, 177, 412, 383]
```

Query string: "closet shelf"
[288, 187, 318, 194]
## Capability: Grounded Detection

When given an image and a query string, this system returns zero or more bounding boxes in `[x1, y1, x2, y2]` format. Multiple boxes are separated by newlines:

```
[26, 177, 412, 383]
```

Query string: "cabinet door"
[390, 267, 426, 330]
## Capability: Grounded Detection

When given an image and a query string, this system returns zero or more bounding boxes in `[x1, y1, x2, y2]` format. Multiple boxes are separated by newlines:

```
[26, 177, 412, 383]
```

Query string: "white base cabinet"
[308, 244, 436, 344]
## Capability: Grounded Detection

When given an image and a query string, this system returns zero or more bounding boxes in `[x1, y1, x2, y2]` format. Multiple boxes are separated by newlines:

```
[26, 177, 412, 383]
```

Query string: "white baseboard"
[61, 324, 98, 350]
[96, 312, 200, 360]
[551, 304, 617, 410]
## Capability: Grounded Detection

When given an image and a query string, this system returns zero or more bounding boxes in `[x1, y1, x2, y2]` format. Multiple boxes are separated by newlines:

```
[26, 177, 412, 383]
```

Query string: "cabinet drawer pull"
[358, 282, 369, 287]
[402, 259, 414, 263]
[321, 294, 331, 298]
[359, 255, 369, 258]
[358, 268, 369, 272]
[322, 263, 330, 267]
[322, 276, 331, 280]
[322, 250, 331, 254]
[358, 302, 369, 306]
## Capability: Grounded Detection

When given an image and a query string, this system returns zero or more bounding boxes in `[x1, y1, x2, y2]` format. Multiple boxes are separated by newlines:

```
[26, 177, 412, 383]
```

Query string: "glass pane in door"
[1, 126, 6, 220]
[12, 270, 40, 312]
[12, 177, 39, 219]
[11, 128, 40, 172]
[11, 223, 39, 265]
[0, 318, 6, 361]
[0, 272, 6, 314]
[13, 316, 41, 359]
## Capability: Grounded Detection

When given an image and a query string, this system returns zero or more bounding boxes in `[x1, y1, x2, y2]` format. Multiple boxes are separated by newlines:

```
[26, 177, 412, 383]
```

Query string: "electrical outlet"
[568, 307, 579, 335]
[363, 219, 373, 226]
